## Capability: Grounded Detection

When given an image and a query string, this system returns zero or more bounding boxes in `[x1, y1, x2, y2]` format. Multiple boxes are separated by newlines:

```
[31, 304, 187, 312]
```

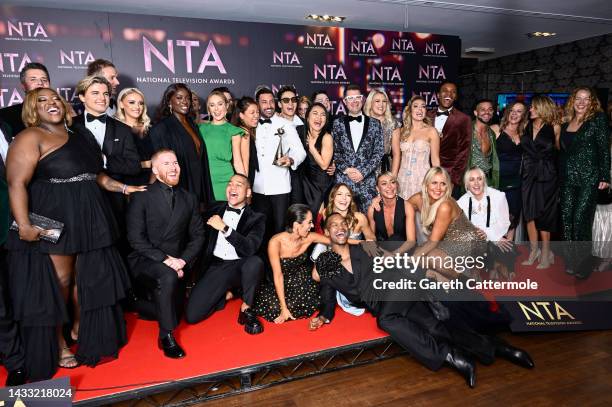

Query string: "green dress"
[198, 122, 245, 201]
[467, 124, 500, 188]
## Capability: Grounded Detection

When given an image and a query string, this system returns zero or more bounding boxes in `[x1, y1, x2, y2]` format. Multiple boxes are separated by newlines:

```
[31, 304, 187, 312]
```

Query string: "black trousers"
[0, 247, 24, 371]
[252, 192, 290, 235]
[185, 256, 263, 324]
[132, 259, 184, 333]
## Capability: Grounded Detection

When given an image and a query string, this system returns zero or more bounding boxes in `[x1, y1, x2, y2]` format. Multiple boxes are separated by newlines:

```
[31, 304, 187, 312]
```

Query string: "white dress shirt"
[348, 114, 365, 150]
[0, 127, 9, 164]
[434, 107, 453, 135]
[253, 115, 306, 195]
[84, 109, 107, 168]
[457, 186, 510, 241]
[213, 205, 245, 260]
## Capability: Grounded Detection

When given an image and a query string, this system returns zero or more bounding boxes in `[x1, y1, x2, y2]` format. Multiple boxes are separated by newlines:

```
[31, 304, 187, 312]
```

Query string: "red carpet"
[0, 301, 386, 403]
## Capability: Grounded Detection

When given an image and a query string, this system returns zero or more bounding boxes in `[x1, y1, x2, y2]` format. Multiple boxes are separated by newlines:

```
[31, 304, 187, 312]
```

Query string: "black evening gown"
[150, 115, 213, 207]
[299, 128, 333, 216]
[520, 122, 558, 232]
[252, 253, 320, 322]
[126, 127, 154, 185]
[496, 131, 523, 229]
[5, 129, 130, 380]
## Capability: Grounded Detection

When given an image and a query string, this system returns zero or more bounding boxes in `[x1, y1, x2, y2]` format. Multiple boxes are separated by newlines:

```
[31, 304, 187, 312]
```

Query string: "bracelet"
[121, 184, 128, 195]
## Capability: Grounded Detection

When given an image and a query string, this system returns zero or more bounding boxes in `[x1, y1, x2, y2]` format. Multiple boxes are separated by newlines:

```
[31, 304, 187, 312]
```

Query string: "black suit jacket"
[127, 181, 205, 271]
[0, 104, 24, 136]
[73, 114, 141, 179]
[318, 245, 374, 321]
[202, 201, 266, 264]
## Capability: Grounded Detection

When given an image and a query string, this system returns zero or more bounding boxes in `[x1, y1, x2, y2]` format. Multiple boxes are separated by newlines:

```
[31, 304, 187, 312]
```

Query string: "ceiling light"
[306, 14, 346, 23]
[527, 32, 557, 38]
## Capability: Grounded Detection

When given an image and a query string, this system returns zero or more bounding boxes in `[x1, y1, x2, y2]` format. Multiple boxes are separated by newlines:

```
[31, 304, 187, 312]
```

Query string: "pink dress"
[398, 139, 431, 199]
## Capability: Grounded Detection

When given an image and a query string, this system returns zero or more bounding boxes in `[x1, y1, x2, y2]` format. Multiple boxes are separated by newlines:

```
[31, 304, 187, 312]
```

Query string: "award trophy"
[273, 126, 286, 166]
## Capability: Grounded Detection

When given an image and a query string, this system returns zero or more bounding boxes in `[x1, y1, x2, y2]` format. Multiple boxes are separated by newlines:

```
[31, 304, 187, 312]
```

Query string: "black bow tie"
[436, 110, 450, 117]
[259, 118, 272, 125]
[347, 115, 362, 123]
[226, 205, 244, 214]
[86, 113, 107, 123]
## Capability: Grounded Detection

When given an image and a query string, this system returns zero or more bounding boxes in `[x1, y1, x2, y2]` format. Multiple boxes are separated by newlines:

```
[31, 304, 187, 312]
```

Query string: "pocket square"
[113, 138, 120, 142]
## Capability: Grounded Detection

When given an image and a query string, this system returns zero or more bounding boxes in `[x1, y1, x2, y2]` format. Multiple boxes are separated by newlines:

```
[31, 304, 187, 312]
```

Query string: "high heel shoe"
[521, 248, 541, 266]
[536, 251, 554, 269]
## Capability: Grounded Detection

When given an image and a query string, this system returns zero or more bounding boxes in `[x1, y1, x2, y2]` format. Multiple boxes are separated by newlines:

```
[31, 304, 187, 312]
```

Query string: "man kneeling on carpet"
[310, 213, 534, 387]
[185, 174, 266, 335]
[127, 149, 205, 359]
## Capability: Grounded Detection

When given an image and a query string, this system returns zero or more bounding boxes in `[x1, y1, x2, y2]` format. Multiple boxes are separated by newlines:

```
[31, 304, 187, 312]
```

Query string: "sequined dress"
[436, 211, 487, 261]
[398, 139, 431, 199]
[253, 252, 320, 322]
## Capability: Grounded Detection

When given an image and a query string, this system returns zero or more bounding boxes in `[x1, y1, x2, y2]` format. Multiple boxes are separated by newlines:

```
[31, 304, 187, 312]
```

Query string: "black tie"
[347, 115, 362, 123]
[259, 118, 272, 125]
[86, 113, 107, 123]
[436, 110, 450, 117]
[226, 205, 243, 214]
[170, 188, 175, 210]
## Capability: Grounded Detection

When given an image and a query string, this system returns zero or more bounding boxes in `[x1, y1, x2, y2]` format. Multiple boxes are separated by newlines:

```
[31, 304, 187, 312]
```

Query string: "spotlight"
[306, 14, 346, 23]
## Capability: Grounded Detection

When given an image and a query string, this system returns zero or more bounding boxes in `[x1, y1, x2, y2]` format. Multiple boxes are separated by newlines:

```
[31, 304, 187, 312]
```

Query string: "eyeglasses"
[345, 95, 363, 102]
[280, 97, 298, 104]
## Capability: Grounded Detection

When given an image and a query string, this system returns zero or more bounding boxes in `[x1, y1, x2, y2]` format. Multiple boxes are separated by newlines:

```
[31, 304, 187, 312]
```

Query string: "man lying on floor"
[309, 213, 534, 388]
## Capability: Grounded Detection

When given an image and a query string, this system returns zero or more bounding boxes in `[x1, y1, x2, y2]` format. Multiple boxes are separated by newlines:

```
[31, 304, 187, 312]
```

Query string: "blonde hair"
[376, 171, 397, 186]
[22, 88, 72, 128]
[463, 165, 488, 192]
[499, 101, 528, 136]
[115, 87, 151, 131]
[401, 95, 432, 141]
[530, 95, 559, 126]
[563, 87, 603, 124]
[325, 183, 359, 230]
[76, 75, 111, 96]
[364, 88, 396, 130]
[206, 90, 228, 122]
[420, 167, 452, 233]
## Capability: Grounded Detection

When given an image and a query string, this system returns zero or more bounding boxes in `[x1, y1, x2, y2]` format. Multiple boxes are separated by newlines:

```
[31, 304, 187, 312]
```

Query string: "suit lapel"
[342, 115, 356, 152]
[235, 205, 252, 234]
[442, 108, 457, 137]
[356, 115, 369, 152]
[103, 117, 115, 156]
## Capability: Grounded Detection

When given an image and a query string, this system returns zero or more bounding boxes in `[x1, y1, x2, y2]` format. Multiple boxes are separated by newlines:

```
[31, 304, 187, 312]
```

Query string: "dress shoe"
[446, 348, 476, 388]
[238, 308, 264, 335]
[158, 333, 186, 359]
[494, 339, 534, 369]
[5, 368, 27, 386]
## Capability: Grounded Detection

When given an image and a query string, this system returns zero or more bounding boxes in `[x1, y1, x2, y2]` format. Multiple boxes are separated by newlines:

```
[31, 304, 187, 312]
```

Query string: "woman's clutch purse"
[10, 213, 65, 244]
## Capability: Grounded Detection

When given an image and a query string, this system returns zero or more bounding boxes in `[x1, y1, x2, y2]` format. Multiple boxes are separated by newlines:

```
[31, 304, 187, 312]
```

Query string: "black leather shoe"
[6, 368, 27, 386]
[446, 348, 476, 388]
[158, 333, 186, 359]
[238, 308, 264, 335]
[494, 341, 534, 369]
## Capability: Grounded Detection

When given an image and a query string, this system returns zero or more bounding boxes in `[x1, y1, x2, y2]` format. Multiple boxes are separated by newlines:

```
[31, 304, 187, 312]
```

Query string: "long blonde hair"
[115, 87, 151, 131]
[401, 95, 432, 141]
[499, 101, 528, 136]
[563, 87, 603, 124]
[530, 95, 559, 126]
[364, 88, 396, 130]
[420, 167, 452, 233]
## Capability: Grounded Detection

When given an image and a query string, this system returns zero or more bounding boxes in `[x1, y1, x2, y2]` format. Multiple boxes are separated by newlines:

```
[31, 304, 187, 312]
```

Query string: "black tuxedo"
[73, 114, 141, 179]
[127, 181, 205, 332]
[317, 246, 495, 371]
[185, 201, 265, 324]
[0, 103, 25, 136]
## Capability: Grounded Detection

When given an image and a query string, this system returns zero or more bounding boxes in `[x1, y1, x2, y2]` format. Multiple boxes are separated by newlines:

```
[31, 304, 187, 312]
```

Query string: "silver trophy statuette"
[273, 126, 286, 166]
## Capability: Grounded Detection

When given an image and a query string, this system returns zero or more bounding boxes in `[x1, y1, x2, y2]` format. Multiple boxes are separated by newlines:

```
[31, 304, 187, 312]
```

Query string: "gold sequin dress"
[436, 212, 487, 260]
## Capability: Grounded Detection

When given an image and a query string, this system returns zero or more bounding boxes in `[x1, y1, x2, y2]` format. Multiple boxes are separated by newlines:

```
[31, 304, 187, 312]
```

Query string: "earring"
[169, 105, 173, 114]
